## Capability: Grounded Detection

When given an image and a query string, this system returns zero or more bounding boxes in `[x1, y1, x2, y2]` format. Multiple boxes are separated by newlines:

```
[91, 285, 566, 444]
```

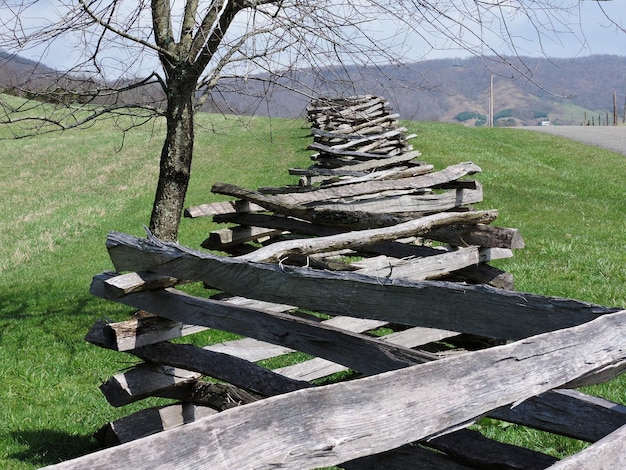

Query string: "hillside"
[0, 50, 60, 91]
[209, 55, 626, 126]
[1, 49, 624, 126]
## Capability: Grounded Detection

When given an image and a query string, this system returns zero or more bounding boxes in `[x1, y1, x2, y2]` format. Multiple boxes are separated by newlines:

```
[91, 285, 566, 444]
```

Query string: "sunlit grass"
[410, 122, 626, 306]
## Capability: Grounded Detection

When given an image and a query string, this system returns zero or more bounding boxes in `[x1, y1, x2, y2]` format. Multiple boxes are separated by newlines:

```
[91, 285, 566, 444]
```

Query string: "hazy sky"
[396, 1, 626, 60]
[482, 1, 625, 58]
[4, 0, 625, 74]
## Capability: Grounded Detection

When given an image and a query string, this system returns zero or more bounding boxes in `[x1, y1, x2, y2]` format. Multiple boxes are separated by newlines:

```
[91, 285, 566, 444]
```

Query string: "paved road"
[519, 126, 626, 156]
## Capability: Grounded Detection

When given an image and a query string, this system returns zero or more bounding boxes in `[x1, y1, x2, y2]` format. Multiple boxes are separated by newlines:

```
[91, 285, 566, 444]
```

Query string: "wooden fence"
[305, 95, 415, 171]
[45, 97, 626, 469]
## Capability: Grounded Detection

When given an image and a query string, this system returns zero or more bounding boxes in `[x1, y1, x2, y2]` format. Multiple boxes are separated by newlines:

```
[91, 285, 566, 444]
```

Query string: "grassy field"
[1, 106, 625, 468]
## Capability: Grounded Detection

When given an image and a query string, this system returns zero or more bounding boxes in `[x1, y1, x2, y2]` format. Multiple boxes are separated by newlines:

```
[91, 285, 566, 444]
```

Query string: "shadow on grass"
[9, 429, 101, 467]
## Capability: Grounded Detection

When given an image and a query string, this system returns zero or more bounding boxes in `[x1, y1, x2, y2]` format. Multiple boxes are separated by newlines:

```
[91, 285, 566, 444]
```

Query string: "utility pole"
[489, 75, 494, 128]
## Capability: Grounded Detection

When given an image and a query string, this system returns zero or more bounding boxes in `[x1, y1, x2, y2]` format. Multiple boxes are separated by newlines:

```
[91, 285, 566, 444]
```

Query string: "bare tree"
[0, 0, 617, 240]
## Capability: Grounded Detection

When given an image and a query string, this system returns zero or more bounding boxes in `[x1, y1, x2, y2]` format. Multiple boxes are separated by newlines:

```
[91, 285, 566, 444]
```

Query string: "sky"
[394, 1, 626, 61]
[2, 0, 625, 76]
[489, 1, 625, 58]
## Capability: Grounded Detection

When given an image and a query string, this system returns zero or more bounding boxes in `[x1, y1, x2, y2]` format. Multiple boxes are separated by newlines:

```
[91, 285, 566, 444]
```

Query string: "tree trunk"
[149, 75, 196, 241]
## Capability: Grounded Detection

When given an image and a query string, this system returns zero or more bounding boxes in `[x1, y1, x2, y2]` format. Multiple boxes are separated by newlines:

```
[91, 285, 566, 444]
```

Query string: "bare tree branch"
[0, 0, 622, 239]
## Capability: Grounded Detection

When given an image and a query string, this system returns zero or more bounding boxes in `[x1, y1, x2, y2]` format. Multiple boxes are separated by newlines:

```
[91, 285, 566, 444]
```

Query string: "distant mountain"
[0, 49, 58, 88]
[2, 49, 624, 126]
[0, 49, 165, 107]
[210, 55, 626, 126]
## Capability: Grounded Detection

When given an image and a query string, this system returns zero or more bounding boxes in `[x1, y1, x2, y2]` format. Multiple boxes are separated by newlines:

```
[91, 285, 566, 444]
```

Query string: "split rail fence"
[46, 96, 626, 469]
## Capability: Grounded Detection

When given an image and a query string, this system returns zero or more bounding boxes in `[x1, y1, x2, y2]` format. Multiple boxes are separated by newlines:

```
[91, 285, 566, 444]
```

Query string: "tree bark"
[149, 74, 196, 241]
[147, 0, 246, 241]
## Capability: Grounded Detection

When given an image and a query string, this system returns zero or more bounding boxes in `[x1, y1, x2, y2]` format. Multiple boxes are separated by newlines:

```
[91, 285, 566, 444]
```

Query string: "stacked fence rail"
[46, 96, 626, 469]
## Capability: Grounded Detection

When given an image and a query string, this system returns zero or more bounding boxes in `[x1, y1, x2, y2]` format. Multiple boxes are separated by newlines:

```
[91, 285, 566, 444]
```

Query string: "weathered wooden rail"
[46, 233, 626, 468]
[44, 97, 626, 468]
[302, 95, 416, 182]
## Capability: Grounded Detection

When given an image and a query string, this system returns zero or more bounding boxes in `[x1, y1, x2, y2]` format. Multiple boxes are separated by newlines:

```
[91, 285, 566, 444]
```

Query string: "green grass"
[1, 106, 625, 467]
[413, 124, 626, 306]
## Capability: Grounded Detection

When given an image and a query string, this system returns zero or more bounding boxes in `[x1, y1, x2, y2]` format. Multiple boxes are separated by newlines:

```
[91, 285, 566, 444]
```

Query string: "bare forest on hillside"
[210, 55, 626, 126]
[1, 51, 624, 126]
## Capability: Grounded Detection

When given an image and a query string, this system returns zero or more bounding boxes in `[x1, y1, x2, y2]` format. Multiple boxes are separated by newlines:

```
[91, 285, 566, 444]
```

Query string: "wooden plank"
[216, 295, 295, 312]
[157, 381, 264, 411]
[95, 402, 217, 446]
[206, 314, 386, 363]
[563, 358, 626, 389]
[318, 128, 408, 151]
[312, 150, 424, 172]
[423, 428, 558, 469]
[309, 154, 404, 169]
[274, 357, 349, 382]
[425, 223, 525, 249]
[44, 309, 626, 470]
[100, 363, 200, 407]
[200, 225, 284, 250]
[353, 246, 482, 280]
[277, 164, 432, 193]
[277, 325, 458, 381]
[323, 315, 388, 332]
[129, 341, 310, 396]
[288, 167, 368, 178]
[183, 200, 265, 218]
[235, 210, 497, 263]
[85, 318, 208, 352]
[212, 213, 342, 237]
[94, 314, 389, 406]
[265, 162, 482, 206]
[210, 182, 431, 228]
[102, 329, 625, 445]
[306, 185, 483, 214]
[91, 272, 439, 376]
[308, 141, 392, 159]
[342, 444, 475, 470]
[448, 263, 515, 289]
[379, 325, 458, 348]
[205, 336, 293, 363]
[491, 389, 626, 443]
[323, 165, 433, 185]
[479, 247, 513, 262]
[85, 296, 295, 352]
[102, 271, 182, 298]
[352, 245, 512, 281]
[104, 231, 619, 341]
[213, 213, 520, 258]
[310, 120, 400, 139]
[545, 423, 626, 469]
